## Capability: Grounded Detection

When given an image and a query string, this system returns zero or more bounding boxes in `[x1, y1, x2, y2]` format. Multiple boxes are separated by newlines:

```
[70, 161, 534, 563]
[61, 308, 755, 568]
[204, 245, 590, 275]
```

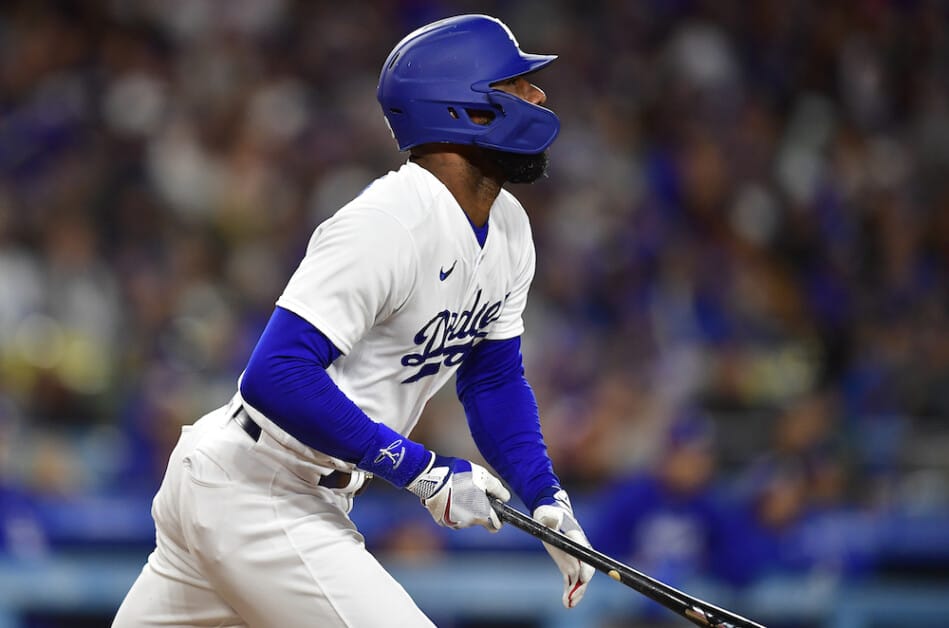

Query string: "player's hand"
[533, 488, 595, 608]
[406, 454, 511, 531]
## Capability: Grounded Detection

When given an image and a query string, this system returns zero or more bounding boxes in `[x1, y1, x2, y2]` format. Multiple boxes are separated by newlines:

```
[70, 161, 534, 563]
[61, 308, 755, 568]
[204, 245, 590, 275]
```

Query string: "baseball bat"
[490, 497, 766, 628]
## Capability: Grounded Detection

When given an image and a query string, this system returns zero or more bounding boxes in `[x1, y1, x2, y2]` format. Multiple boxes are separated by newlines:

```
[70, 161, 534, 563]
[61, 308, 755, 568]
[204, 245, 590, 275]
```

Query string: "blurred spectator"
[714, 458, 814, 587]
[769, 391, 854, 508]
[715, 394, 874, 588]
[0, 481, 47, 560]
[0, 403, 48, 559]
[588, 410, 724, 587]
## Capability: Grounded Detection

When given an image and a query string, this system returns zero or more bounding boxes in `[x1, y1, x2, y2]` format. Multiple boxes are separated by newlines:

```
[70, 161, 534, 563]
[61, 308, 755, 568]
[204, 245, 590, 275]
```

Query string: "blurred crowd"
[1, 0, 948, 601]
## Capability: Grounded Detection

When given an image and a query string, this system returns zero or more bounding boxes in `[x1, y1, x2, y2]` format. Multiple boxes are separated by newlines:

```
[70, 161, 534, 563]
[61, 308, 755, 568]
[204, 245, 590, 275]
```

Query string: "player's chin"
[483, 148, 549, 184]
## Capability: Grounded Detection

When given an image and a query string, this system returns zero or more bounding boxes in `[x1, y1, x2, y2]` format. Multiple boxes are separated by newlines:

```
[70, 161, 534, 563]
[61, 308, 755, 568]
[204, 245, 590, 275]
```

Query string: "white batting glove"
[533, 489, 595, 608]
[407, 454, 511, 532]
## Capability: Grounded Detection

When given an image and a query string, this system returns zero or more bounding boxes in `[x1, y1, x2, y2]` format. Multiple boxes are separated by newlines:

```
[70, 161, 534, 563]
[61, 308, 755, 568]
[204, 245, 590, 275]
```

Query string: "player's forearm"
[463, 377, 561, 510]
[240, 307, 430, 486]
[457, 337, 561, 511]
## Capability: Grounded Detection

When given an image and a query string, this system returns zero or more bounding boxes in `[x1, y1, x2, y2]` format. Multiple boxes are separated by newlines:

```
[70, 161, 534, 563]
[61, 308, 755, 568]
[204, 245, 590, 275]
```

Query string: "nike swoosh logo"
[439, 260, 457, 281]
[567, 570, 585, 607]
[443, 488, 458, 527]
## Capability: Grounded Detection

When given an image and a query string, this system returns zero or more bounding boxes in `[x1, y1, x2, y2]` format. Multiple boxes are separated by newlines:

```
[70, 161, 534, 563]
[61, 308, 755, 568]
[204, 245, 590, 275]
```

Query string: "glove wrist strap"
[530, 485, 565, 512]
[407, 453, 455, 499]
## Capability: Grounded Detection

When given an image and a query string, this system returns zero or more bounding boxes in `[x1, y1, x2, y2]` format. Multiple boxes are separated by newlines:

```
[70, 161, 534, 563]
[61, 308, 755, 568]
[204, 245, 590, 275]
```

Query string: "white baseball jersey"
[249, 161, 535, 468]
[115, 162, 537, 628]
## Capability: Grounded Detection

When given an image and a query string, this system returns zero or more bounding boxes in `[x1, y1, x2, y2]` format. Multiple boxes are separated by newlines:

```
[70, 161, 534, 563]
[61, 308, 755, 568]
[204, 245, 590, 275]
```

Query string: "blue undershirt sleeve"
[456, 336, 561, 512]
[238, 306, 431, 488]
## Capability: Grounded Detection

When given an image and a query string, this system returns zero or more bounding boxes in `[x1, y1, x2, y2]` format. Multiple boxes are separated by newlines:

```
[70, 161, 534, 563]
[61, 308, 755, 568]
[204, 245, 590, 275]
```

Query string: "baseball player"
[113, 14, 594, 627]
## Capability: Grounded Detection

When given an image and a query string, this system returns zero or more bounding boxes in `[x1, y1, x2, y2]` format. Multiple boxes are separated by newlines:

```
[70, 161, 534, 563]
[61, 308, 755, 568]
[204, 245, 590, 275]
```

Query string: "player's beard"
[483, 148, 549, 184]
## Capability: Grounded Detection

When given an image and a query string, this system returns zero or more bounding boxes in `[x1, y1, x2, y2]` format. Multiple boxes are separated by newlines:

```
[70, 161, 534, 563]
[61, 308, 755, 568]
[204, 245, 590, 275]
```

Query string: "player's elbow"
[239, 337, 295, 416]
[238, 352, 268, 411]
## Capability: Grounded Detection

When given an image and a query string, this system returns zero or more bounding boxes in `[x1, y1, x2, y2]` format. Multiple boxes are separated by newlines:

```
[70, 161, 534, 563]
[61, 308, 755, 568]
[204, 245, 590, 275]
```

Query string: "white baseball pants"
[112, 404, 435, 627]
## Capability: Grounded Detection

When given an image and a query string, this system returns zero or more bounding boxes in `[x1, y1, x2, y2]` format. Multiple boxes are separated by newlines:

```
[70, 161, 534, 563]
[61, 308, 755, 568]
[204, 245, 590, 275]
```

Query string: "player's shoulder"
[307, 168, 421, 257]
[343, 161, 443, 228]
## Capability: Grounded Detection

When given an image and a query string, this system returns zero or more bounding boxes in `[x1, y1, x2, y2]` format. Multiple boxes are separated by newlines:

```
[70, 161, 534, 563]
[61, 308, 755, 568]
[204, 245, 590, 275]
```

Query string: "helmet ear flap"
[474, 90, 559, 154]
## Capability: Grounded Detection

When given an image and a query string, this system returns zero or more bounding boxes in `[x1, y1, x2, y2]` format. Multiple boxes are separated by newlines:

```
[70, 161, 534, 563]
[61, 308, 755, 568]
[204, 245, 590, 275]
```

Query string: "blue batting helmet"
[377, 14, 560, 155]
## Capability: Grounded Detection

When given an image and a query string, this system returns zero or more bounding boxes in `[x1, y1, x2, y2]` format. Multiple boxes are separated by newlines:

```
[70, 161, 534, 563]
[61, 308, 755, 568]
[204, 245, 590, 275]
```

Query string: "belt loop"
[318, 470, 373, 495]
[340, 471, 362, 493]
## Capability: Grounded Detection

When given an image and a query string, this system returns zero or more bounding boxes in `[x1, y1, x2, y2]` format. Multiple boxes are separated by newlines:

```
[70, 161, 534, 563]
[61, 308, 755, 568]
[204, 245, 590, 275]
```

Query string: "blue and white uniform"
[254, 160, 533, 469]
[112, 161, 560, 628]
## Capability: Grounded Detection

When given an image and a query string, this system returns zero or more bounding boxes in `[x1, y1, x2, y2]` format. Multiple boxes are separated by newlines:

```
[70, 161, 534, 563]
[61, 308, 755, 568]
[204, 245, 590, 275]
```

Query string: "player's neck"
[410, 148, 503, 227]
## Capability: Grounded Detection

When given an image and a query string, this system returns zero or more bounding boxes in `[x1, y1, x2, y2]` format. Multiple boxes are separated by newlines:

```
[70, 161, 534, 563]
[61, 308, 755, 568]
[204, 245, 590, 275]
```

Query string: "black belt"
[233, 406, 366, 492]
[235, 406, 262, 441]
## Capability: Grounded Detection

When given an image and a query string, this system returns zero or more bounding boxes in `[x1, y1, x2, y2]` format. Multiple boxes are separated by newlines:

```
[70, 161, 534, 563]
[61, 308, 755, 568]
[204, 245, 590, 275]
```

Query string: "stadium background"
[0, 0, 947, 626]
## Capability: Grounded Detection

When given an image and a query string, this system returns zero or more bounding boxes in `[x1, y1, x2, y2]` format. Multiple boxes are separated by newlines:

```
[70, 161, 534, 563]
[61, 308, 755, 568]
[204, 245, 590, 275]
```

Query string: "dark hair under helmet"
[377, 14, 560, 155]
